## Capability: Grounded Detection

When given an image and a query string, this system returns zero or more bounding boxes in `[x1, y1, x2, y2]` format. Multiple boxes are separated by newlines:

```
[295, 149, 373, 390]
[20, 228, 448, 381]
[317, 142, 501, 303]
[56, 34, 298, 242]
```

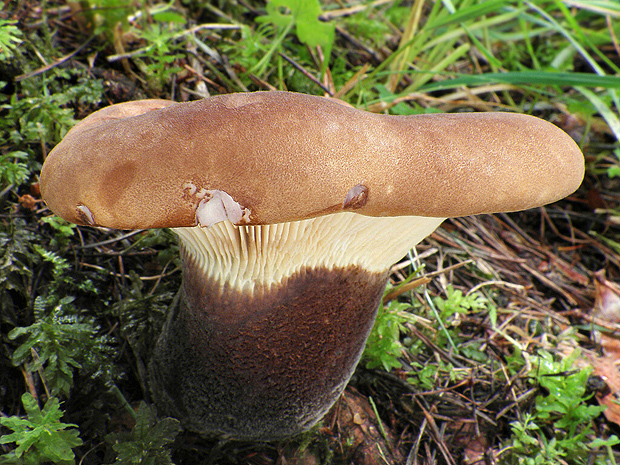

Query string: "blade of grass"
[562, 0, 620, 17]
[418, 71, 620, 91]
[518, 0, 542, 70]
[523, 0, 620, 111]
[424, 290, 458, 353]
[521, 2, 605, 75]
[525, 1, 620, 126]
[423, 9, 525, 50]
[553, 0, 620, 74]
[404, 43, 471, 92]
[576, 86, 620, 143]
[387, 0, 425, 92]
[461, 23, 502, 69]
[427, 0, 508, 29]
[249, 20, 294, 77]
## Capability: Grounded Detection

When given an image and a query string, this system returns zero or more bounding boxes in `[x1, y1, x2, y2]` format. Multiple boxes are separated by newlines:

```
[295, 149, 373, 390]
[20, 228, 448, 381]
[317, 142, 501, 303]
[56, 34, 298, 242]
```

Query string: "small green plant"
[9, 295, 115, 397]
[0, 18, 22, 60]
[111, 270, 175, 357]
[0, 221, 41, 318]
[363, 299, 410, 371]
[0, 151, 29, 187]
[407, 360, 468, 390]
[363, 280, 494, 394]
[433, 284, 490, 320]
[40, 217, 76, 249]
[429, 285, 494, 357]
[254, 0, 335, 76]
[134, 19, 186, 92]
[105, 402, 181, 465]
[534, 352, 603, 437]
[223, 23, 274, 73]
[82, 0, 133, 37]
[0, 393, 83, 465]
[1, 66, 103, 153]
[364, 283, 494, 373]
[504, 350, 619, 464]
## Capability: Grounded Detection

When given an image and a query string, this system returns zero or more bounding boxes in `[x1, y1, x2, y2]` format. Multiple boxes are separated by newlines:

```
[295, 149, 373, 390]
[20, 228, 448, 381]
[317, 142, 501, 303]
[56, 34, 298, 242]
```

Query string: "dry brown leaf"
[593, 270, 620, 325]
[582, 351, 620, 426]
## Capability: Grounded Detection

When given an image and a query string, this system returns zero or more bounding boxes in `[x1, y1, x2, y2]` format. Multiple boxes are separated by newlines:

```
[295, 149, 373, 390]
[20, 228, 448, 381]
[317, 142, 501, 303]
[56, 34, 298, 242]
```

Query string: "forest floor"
[2, 1, 620, 464]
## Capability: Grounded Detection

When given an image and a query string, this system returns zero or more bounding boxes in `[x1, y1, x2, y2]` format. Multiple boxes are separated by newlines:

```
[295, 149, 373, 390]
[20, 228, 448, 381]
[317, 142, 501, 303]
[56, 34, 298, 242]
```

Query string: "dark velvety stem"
[148, 258, 388, 441]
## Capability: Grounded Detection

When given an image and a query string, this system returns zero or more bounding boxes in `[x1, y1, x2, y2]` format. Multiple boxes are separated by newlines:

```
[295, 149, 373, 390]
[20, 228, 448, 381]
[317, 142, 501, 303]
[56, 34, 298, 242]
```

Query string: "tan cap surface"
[40, 91, 584, 229]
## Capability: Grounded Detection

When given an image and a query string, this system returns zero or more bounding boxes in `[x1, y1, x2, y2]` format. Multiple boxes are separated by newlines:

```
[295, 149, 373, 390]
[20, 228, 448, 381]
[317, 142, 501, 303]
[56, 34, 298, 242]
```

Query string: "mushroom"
[39, 91, 584, 441]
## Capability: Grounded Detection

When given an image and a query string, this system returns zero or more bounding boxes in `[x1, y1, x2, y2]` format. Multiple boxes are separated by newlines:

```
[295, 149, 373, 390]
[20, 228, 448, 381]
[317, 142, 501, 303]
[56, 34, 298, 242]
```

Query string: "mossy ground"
[1, 1, 620, 464]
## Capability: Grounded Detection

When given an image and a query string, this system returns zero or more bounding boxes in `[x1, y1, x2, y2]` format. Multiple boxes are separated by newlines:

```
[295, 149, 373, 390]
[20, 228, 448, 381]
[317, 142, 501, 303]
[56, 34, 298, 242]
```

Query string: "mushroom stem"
[149, 263, 387, 440]
[148, 213, 444, 440]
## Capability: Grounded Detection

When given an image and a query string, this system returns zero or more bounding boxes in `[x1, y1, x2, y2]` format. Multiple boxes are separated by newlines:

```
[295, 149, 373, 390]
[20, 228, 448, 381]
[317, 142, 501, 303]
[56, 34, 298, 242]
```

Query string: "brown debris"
[18, 194, 38, 211]
[323, 387, 405, 465]
[593, 269, 620, 325]
[584, 352, 620, 427]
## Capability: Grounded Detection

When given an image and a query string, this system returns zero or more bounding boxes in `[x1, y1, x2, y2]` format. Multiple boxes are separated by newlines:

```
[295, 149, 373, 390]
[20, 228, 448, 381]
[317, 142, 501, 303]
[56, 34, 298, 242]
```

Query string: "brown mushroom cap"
[40, 91, 584, 230]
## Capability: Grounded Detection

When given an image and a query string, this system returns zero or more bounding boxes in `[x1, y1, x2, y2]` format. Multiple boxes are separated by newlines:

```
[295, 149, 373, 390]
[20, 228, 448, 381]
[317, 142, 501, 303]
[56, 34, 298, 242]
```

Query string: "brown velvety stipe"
[148, 262, 388, 440]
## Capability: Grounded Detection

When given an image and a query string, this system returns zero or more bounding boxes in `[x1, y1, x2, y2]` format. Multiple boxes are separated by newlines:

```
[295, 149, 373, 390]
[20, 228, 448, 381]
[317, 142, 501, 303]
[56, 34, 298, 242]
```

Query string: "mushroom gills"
[148, 211, 444, 440]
